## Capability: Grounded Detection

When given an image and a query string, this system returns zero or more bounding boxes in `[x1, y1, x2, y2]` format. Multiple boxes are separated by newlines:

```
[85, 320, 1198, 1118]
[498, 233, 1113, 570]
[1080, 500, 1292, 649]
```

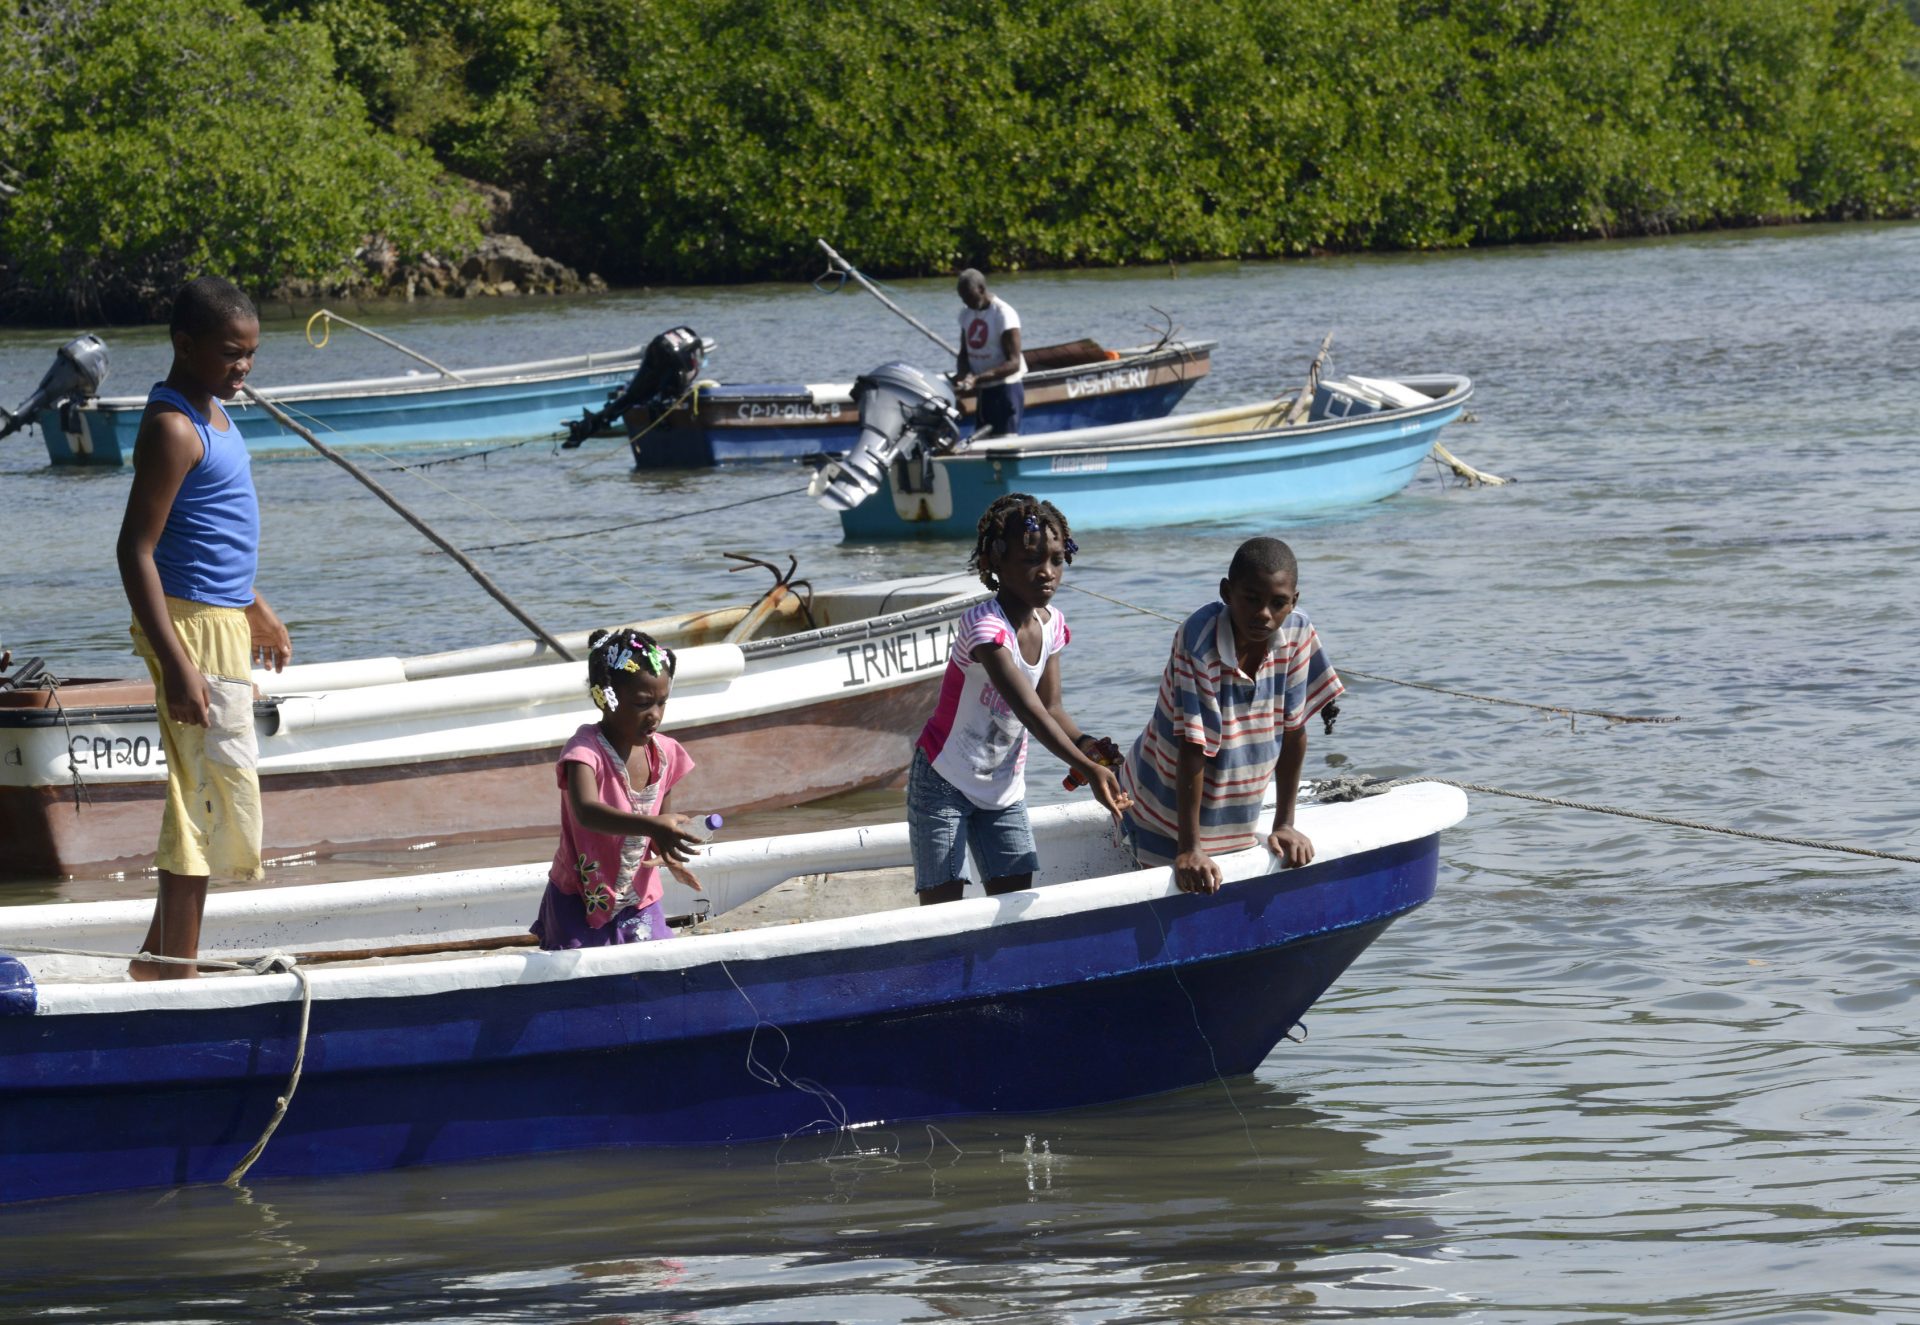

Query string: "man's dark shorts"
[976, 381, 1024, 436]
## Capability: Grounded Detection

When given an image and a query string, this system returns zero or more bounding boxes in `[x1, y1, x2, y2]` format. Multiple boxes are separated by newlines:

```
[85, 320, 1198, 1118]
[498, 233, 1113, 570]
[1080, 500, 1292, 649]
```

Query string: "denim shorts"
[906, 748, 1040, 890]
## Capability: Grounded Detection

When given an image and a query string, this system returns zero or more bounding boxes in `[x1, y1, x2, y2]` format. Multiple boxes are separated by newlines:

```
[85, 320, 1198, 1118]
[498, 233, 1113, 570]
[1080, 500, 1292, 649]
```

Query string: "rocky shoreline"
[277, 182, 606, 304]
[277, 232, 608, 304]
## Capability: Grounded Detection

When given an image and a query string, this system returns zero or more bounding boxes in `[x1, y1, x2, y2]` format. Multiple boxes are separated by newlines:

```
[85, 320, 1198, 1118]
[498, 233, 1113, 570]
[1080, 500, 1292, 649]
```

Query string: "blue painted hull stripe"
[0, 836, 1436, 1202]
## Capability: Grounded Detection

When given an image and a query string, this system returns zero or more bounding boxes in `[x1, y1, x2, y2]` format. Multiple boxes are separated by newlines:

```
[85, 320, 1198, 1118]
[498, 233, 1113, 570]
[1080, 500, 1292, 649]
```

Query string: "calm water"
[2, 224, 1918, 1321]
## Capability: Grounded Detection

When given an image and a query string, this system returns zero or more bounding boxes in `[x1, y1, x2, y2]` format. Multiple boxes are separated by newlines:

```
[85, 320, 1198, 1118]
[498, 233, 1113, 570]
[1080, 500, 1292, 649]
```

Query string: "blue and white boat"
[630, 339, 1216, 467]
[817, 371, 1474, 540]
[0, 781, 1465, 1203]
[33, 346, 647, 466]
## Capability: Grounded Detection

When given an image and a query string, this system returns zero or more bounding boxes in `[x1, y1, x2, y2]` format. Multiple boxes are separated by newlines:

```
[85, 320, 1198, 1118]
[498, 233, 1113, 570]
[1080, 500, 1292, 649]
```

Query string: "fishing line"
[1314, 774, 1920, 865]
[716, 958, 852, 1138]
[1142, 895, 1264, 1165]
[270, 399, 652, 599]
[1062, 581, 1679, 727]
[715, 958, 971, 1181]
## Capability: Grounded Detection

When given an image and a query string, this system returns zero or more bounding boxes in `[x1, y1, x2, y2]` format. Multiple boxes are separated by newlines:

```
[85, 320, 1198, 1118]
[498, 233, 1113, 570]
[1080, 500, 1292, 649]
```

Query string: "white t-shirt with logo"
[959, 295, 1026, 385]
[915, 598, 1069, 808]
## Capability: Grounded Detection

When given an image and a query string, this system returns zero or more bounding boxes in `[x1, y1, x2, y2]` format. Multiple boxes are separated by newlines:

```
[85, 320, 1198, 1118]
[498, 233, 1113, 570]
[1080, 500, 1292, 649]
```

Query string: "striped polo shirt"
[1123, 601, 1343, 865]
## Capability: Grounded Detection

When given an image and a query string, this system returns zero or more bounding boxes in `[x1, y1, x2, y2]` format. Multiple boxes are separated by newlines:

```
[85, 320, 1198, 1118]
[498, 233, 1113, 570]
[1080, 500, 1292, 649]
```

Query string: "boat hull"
[36, 352, 643, 466]
[0, 576, 981, 878]
[631, 342, 1215, 468]
[0, 831, 1440, 1203]
[838, 378, 1470, 539]
[0, 680, 930, 878]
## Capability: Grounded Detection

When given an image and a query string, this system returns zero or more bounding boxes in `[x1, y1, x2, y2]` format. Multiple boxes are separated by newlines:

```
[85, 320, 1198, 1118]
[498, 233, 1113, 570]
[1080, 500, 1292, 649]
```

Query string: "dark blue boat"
[0, 783, 1463, 1204]
[628, 338, 1216, 467]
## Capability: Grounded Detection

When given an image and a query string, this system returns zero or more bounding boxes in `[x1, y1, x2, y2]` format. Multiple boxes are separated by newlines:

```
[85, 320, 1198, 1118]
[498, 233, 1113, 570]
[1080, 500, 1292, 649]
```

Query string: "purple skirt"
[530, 883, 672, 950]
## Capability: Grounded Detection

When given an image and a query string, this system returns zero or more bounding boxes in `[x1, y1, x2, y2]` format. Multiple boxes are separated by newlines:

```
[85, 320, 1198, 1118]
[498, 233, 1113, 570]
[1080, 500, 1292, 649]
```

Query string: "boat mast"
[815, 239, 958, 358]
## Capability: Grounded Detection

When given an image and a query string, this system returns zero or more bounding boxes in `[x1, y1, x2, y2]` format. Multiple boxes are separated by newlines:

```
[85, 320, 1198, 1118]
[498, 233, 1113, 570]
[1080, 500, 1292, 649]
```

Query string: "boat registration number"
[732, 402, 845, 422]
[66, 733, 164, 771]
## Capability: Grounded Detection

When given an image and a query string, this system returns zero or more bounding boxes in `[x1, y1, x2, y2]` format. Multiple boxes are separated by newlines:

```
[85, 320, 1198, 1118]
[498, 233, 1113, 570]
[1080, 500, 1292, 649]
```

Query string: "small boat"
[0, 781, 1467, 1203]
[818, 370, 1474, 539]
[627, 338, 1216, 468]
[0, 572, 983, 879]
[29, 344, 647, 466]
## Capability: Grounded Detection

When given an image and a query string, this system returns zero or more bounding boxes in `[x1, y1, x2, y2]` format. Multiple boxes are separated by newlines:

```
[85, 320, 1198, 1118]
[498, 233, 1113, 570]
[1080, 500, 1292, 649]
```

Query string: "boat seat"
[1023, 339, 1110, 372]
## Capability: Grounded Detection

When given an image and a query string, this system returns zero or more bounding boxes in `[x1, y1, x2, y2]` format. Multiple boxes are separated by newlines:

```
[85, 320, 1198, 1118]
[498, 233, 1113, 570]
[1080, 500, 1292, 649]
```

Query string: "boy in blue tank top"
[115, 276, 291, 979]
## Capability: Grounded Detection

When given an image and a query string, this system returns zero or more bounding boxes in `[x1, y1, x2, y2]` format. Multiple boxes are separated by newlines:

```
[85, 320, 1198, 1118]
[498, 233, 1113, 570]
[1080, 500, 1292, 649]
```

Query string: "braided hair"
[585, 627, 676, 713]
[968, 493, 1077, 591]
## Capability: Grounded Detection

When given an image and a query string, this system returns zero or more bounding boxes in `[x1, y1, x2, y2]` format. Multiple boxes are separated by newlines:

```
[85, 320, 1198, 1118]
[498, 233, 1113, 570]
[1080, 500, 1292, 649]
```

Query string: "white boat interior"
[958, 373, 1472, 458]
[0, 783, 1468, 1000]
[253, 572, 981, 697]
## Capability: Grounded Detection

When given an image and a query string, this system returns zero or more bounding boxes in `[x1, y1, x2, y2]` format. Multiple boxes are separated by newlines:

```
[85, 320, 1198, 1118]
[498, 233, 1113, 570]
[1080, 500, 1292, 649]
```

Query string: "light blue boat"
[829, 372, 1475, 540]
[34, 346, 646, 466]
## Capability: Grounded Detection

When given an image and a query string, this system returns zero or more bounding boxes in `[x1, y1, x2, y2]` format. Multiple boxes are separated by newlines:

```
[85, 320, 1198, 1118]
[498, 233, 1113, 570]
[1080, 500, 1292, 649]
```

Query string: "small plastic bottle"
[1062, 751, 1123, 792]
[685, 812, 724, 842]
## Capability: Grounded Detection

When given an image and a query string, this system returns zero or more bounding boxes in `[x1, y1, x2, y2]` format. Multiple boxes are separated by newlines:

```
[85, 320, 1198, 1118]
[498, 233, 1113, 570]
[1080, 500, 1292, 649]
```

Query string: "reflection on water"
[1, 1083, 1448, 1321]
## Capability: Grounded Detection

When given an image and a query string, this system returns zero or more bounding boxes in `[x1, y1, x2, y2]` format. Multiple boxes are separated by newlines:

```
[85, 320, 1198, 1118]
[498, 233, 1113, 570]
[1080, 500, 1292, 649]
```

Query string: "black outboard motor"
[563, 326, 708, 447]
[810, 362, 962, 512]
[0, 334, 111, 442]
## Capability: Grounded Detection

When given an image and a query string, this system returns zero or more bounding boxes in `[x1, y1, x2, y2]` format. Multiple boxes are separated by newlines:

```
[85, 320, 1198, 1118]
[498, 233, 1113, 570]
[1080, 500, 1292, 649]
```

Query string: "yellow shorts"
[131, 598, 264, 881]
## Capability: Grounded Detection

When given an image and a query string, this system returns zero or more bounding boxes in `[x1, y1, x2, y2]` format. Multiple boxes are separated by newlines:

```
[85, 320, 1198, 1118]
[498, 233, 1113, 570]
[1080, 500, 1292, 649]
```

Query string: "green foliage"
[8, 0, 1919, 311]
[496, 0, 1920, 282]
[0, 0, 477, 318]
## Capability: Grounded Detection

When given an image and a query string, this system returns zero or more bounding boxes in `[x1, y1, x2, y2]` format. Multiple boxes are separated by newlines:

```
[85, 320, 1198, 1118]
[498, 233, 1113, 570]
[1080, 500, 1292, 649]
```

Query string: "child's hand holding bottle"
[647, 812, 721, 890]
[1062, 734, 1125, 791]
[1064, 735, 1131, 822]
[1063, 736, 1131, 822]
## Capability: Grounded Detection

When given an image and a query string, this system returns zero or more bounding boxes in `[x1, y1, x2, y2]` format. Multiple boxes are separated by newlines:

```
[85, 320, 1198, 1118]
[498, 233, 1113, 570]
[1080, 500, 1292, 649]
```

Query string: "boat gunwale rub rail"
[8, 782, 1467, 1018]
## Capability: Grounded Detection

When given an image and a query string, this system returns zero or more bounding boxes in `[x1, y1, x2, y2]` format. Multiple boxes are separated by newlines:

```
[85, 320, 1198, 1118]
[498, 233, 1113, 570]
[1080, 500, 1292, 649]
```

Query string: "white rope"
[5, 944, 315, 1185]
[224, 957, 313, 1186]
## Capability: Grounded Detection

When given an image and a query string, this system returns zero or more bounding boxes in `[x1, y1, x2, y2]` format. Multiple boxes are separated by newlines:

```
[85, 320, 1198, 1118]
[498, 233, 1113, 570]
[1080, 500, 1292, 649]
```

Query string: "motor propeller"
[563, 326, 711, 447]
[810, 361, 962, 512]
[0, 334, 110, 442]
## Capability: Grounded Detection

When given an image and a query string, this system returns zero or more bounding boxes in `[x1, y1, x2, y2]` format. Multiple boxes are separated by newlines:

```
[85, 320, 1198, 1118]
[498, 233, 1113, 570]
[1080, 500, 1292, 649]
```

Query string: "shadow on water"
[0, 1080, 1447, 1321]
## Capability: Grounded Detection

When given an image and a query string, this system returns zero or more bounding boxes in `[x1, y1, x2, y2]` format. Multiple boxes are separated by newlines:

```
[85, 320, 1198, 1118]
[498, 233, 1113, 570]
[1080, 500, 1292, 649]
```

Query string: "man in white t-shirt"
[954, 268, 1026, 436]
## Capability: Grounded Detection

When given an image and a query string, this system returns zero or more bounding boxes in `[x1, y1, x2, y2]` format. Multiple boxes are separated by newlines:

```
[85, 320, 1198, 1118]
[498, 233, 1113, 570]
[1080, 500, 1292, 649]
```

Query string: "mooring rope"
[1062, 582, 1679, 727]
[468, 484, 810, 552]
[372, 434, 555, 470]
[1312, 774, 1920, 865]
[4, 945, 314, 1184]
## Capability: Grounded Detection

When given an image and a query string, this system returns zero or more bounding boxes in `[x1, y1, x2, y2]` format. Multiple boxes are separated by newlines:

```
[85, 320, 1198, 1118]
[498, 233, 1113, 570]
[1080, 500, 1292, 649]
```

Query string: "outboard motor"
[811, 361, 962, 512]
[563, 326, 709, 447]
[0, 334, 110, 442]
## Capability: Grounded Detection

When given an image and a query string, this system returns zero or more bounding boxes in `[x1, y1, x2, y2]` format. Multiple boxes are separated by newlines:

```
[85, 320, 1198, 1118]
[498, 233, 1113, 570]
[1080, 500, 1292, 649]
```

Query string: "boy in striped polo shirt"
[1122, 537, 1343, 893]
